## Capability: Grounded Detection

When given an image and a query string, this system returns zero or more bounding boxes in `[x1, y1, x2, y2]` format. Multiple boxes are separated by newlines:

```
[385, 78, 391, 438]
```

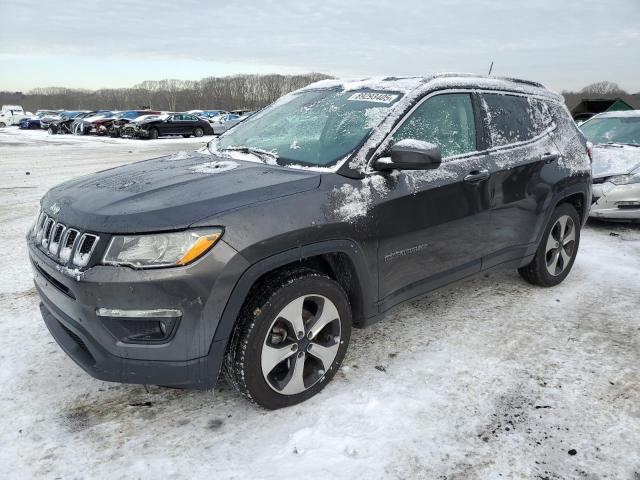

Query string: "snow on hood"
[591, 144, 640, 178]
[41, 150, 320, 233]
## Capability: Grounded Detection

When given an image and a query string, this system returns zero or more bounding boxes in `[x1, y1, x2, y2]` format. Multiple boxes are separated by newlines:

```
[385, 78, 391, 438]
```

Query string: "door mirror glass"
[374, 139, 442, 171]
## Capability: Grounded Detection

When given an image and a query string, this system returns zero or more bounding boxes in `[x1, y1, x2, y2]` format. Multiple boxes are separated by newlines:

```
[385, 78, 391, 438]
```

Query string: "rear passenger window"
[393, 93, 477, 158]
[482, 93, 537, 146]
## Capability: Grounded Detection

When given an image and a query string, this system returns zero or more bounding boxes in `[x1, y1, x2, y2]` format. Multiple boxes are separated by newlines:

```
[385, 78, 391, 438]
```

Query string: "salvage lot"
[0, 127, 639, 479]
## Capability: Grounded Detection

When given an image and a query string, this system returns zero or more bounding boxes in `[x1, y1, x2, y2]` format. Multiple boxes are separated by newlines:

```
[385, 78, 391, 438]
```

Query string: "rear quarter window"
[482, 93, 552, 147]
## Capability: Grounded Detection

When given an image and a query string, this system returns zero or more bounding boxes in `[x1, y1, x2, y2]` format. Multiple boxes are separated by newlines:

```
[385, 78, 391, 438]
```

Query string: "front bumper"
[29, 236, 250, 388]
[590, 182, 640, 221]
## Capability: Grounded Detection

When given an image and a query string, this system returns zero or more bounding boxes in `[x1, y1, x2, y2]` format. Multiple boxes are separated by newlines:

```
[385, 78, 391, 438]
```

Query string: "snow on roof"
[588, 110, 640, 119]
[301, 73, 560, 100]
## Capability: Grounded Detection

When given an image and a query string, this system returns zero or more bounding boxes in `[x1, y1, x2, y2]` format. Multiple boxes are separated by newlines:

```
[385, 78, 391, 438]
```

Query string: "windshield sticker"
[347, 92, 399, 104]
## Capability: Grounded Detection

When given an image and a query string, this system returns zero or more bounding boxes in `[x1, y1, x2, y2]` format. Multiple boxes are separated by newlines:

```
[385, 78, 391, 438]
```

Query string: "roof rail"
[430, 72, 545, 89]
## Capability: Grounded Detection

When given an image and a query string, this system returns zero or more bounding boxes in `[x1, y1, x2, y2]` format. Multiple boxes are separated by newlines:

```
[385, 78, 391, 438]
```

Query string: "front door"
[375, 92, 493, 310]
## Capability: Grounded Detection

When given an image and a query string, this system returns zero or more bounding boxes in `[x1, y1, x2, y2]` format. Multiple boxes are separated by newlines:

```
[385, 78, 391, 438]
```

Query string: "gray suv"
[28, 74, 592, 409]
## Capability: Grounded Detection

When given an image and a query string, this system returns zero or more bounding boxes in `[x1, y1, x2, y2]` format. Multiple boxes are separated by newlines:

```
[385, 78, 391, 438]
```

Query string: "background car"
[135, 112, 213, 138]
[104, 110, 161, 137]
[48, 111, 93, 134]
[581, 110, 640, 221]
[211, 111, 254, 135]
[188, 109, 227, 120]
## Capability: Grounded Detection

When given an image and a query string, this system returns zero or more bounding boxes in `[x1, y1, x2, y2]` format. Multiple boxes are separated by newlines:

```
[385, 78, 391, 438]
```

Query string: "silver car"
[580, 111, 640, 221]
[211, 112, 254, 135]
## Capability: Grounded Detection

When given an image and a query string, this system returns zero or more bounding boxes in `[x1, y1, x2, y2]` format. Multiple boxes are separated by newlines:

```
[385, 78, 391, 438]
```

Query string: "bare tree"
[579, 81, 626, 96]
[1, 73, 334, 112]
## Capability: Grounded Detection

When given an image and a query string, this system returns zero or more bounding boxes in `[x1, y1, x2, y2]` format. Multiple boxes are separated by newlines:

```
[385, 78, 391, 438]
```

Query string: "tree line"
[0, 73, 332, 112]
[1, 76, 638, 113]
[561, 81, 639, 111]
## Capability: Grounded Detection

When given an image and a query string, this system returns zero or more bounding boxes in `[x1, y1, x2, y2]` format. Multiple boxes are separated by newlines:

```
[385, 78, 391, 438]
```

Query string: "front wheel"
[148, 128, 159, 140]
[518, 203, 581, 287]
[224, 269, 352, 409]
[0, 122, 6, 128]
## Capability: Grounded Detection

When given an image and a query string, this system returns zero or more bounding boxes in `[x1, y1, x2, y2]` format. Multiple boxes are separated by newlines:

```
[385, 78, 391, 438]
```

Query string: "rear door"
[375, 91, 494, 310]
[479, 92, 559, 268]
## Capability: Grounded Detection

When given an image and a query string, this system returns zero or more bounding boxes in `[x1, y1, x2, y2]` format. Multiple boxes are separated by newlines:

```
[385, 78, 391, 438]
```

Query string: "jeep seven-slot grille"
[32, 212, 100, 268]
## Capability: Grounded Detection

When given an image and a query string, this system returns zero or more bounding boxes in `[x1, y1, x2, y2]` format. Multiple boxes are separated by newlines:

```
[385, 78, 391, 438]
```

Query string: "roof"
[301, 73, 560, 101]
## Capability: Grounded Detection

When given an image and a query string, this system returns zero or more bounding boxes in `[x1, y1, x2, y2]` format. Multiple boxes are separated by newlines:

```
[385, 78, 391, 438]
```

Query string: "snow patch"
[189, 160, 239, 174]
[332, 175, 389, 222]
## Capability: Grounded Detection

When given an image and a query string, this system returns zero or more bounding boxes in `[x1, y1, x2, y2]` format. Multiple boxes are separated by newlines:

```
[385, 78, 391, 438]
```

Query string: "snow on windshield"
[216, 87, 403, 169]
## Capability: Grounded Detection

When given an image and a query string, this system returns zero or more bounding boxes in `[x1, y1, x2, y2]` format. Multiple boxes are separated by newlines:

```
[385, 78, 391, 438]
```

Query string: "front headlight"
[609, 172, 640, 185]
[103, 228, 223, 268]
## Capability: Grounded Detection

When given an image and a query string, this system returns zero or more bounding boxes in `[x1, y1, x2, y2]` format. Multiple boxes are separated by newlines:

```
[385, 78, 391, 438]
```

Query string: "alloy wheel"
[545, 214, 576, 276]
[261, 295, 341, 395]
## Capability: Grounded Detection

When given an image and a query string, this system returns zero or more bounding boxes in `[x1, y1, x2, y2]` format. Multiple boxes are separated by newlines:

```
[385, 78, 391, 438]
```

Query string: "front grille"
[32, 212, 100, 269]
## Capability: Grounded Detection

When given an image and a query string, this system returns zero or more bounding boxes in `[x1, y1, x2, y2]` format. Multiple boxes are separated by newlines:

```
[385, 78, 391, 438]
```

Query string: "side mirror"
[374, 139, 442, 171]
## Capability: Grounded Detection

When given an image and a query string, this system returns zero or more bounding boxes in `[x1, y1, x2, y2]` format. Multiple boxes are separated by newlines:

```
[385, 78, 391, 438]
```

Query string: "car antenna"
[488, 61, 494, 76]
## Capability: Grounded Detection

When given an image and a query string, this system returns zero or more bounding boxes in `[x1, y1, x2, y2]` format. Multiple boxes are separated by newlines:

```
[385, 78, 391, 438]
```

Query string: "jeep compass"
[28, 74, 592, 409]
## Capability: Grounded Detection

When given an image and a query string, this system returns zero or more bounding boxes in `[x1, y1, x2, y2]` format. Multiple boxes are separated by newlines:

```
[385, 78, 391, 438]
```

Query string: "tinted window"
[482, 93, 542, 146]
[392, 93, 476, 158]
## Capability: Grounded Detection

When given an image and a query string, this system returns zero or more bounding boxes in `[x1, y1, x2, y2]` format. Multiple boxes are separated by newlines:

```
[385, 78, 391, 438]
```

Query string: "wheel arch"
[557, 191, 587, 225]
[212, 239, 376, 345]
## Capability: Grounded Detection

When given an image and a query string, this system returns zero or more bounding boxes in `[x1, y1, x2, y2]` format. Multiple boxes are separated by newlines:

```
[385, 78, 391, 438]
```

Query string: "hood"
[591, 144, 640, 178]
[41, 151, 321, 233]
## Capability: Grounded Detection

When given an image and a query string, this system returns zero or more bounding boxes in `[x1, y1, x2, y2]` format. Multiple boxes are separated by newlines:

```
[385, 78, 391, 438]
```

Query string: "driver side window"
[393, 93, 477, 158]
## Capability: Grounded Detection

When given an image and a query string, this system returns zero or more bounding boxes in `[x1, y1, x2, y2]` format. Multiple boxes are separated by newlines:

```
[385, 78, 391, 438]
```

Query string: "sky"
[1, 0, 639, 93]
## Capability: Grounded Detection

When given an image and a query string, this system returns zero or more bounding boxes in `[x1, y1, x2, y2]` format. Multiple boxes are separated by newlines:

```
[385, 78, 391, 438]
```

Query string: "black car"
[105, 110, 162, 137]
[28, 74, 591, 409]
[132, 113, 214, 139]
[47, 111, 91, 134]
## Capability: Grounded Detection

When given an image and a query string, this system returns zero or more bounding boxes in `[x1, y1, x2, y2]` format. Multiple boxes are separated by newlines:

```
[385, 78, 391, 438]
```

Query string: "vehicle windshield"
[216, 89, 403, 168]
[580, 116, 640, 146]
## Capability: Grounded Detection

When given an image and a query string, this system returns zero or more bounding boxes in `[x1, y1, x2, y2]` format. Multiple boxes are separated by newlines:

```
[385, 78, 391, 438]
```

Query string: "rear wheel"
[224, 269, 351, 409]
[518, 203, 581, 287]
[194, 127, 204, 137]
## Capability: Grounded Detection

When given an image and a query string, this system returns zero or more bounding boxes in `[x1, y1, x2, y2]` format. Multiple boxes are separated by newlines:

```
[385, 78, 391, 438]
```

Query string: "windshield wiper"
[220, 146, 279, 164]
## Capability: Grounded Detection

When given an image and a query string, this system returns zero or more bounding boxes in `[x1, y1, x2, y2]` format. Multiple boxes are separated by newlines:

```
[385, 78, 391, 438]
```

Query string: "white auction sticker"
[347, 92, 399, 104]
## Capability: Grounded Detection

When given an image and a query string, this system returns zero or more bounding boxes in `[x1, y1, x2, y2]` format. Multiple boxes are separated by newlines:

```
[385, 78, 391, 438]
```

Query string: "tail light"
[586, 141, 593, 164]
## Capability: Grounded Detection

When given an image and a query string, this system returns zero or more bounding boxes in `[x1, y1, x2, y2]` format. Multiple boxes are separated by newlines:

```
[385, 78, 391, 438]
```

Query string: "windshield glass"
[217, 89, 403, 168]
[581, 116, 640, 146]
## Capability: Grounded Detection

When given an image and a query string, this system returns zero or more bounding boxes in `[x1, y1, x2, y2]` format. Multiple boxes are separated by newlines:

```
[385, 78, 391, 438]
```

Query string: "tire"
[149, 128, 159, 140]
[0, 122, 6, 128]
[518, 203, 581, 287]
[47, 127, 54, 135]
[194, 127, 204, 137]
[224, 269, 352, 409]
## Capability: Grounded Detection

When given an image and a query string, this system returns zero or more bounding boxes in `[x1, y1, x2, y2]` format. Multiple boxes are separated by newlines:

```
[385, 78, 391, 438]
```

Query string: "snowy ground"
[1, 127, 639, 479]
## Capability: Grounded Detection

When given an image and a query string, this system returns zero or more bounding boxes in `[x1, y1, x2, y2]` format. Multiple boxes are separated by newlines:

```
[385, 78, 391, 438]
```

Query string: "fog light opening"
[96, 308, 181, 344]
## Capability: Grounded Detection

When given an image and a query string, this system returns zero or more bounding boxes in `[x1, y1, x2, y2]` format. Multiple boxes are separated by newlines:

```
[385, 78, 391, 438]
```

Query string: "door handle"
[464, 169, 490, 183]
[541, 152, 560, 164]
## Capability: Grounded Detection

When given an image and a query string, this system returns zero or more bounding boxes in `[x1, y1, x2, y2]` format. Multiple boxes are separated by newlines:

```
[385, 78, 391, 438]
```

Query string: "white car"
[0, 105, 31, 127]
[580, 110, 640, 221]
